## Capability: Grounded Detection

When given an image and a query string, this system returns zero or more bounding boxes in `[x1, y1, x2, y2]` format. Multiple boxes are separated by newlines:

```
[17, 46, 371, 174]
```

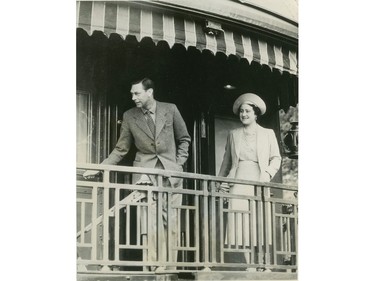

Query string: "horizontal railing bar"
[77, 181, 205, 196]
[275, 213, 298, 218]
[76, 193, 92, 198]
[77, 181, 297, 205]
[222, 249, 253, 253]
[172, 205, 197, 210]
[172, 246, 198, 250]
[78, 269, 292, 275]
[77, 260, 297, 270]
[77, 261, 206, 267]
[80, 267, 297, 272]
[213, 192, 262, 200]
[77, 270, 212, 275]
[76, 187, 93, 192]
[77, 163, 298, 190]
[77, 271, 162, 275]
[77, 244, 93, 247]
[78, 269, 296, 275]
[118, 245, 148, 249]
[275, 251, 298, 255]
[106, 184, 205, 196]
[76, 199, 93, 204]
[77, 182, 104, 188]
[265, 198, 298, 204]
[76, 184, 296, 206]
[76, 181, 132, 189]
[223, 209, 253, 214]
[78, 269, 297, 275]
[212, 264, 298, 269]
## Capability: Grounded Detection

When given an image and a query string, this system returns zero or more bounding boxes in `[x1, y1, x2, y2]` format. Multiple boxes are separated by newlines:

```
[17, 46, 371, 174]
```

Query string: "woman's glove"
[216, 182, 231, 193]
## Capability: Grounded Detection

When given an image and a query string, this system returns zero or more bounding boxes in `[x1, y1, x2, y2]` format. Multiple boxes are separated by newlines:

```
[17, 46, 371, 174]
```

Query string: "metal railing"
[76, 163, 298, 273]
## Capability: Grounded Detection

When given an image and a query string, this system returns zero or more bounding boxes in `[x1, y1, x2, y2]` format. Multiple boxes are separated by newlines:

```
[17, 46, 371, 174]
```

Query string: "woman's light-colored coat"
[218, 124, 281, 180]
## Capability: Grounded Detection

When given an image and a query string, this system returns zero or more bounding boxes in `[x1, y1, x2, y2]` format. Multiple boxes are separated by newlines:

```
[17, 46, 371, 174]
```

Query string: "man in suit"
[83, 77, 191, 271]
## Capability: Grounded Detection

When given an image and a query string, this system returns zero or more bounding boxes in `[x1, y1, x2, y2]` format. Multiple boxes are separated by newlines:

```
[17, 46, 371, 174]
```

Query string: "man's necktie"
[145, 110, 156, 137]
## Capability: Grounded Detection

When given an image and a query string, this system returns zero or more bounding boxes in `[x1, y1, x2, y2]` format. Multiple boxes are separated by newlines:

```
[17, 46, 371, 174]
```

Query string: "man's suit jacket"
[102, 101, 191, 185]
[218, 124, 281, 181]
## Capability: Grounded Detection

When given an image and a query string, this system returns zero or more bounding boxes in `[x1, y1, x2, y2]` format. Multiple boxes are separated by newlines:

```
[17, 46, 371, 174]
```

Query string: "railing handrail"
[77, 163, 298, 191]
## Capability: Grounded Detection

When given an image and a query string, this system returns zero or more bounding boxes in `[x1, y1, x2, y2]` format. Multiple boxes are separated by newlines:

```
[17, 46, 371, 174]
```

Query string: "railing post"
[202, 180, 210, 271]
[114, 185, 120, 262]
[125, 192, 130, 246]
[294, 204, 298, 270]
[219, 195, 224, 264]
[142, 201, 148, 272]
[167, 183, 173, 266]
[286, 216, 291, 273]
[101, 169, 111, 272]
[256, 185, 264, 267]
[272, 202, 277, 266]
[145, 178, 153, 270]
[209, 181, 217, 264]
[250, 198, 256, 265]
[194, 190, 200, 264]
[263, 186, 272, 270]
[157, 174, 163, 266]
[184, 206, 190, 262]
[91, 186, 98, 261]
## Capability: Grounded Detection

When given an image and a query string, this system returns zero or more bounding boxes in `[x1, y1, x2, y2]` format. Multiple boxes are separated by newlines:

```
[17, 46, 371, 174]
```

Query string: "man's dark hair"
[131, 77, 155, 91]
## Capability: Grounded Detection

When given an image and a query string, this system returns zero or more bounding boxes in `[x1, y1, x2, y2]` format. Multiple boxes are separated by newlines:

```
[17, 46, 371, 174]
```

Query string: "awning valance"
[77, 1, 298, 75]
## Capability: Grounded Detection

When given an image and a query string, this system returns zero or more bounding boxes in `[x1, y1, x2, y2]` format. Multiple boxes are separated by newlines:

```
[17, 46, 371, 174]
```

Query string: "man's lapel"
[134, 109, 154, 139]
[155, 102, 167, 139]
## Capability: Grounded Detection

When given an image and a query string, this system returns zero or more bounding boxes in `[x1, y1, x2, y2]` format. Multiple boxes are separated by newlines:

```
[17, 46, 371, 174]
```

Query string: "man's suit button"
[151, 143, 154, 146]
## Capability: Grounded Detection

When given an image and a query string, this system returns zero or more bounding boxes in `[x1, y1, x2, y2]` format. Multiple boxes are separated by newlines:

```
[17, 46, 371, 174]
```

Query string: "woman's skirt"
[226, 160, 260, 247]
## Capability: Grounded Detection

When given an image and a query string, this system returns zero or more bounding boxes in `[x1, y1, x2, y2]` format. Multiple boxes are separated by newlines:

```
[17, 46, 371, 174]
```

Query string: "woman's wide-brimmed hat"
[233, 93, 266, 115]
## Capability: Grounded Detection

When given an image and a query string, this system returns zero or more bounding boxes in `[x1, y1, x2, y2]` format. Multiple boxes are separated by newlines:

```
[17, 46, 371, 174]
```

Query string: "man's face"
[131, 82, 153, 108]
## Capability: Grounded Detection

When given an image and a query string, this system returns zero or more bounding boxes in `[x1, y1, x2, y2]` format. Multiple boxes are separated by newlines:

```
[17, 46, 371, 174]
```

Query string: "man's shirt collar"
[141, 101, 156, 114]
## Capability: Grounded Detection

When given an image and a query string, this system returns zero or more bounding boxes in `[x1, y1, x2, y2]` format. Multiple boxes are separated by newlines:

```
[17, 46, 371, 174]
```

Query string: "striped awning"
[77, 1, 298, 75]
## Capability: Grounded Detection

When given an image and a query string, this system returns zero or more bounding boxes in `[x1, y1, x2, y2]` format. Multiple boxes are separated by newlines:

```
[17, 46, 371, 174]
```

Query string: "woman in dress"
[217, 93, 281, 266]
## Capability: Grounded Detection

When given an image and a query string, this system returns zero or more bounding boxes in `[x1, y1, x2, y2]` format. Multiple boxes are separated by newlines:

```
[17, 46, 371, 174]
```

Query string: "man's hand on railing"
[83, 169, 101, 180]
[135, 174, 153, 186]
[135, 174, 155, 200]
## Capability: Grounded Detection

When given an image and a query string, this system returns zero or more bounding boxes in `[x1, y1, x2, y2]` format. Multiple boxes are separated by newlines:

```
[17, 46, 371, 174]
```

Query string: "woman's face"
[239, 103, 257, 126]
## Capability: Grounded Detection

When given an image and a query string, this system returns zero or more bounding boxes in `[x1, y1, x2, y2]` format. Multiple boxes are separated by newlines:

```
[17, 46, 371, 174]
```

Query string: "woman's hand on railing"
[215, 182, 232, 193]
[215, 182, 232, 204]
[215, 181, 222, 192]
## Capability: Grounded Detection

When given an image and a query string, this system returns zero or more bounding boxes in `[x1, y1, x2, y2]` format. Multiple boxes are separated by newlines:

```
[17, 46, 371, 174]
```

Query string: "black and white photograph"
[4, 1, 375, 281]
[76, 1, 298, 280]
